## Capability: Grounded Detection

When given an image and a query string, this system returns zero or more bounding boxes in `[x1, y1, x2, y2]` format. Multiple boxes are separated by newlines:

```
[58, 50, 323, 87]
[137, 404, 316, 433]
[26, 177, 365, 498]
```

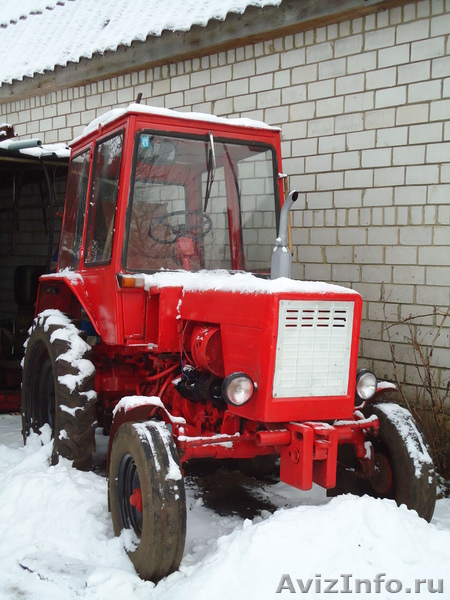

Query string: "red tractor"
[21, 103, 436, 581]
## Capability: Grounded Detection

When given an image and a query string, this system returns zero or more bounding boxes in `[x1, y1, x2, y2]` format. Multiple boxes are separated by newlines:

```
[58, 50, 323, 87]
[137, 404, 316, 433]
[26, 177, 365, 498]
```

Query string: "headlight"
[222, 372, 255, 406]
[356, 369, 377, 401]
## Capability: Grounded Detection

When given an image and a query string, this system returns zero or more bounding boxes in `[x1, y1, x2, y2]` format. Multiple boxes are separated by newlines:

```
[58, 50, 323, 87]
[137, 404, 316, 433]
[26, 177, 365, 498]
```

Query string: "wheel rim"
[370, 451, 394, 496]
[118, 453, 143, 538]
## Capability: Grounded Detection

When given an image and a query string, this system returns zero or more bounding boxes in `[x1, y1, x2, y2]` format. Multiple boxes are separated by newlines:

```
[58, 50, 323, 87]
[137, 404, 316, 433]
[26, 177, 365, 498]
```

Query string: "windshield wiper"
[203, 131, 216, 212]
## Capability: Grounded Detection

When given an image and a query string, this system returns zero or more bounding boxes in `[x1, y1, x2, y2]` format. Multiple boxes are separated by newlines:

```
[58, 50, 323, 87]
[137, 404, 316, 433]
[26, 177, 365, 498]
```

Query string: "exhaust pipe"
[271, 190, 298, 279]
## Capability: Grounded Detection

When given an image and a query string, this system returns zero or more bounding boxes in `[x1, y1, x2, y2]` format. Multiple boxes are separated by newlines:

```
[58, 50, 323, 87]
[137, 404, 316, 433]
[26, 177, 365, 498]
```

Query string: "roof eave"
[0, 0, 413, 104]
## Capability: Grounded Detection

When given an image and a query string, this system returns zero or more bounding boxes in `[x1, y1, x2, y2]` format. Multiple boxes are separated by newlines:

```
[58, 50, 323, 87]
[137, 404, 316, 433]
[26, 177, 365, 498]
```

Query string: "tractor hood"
[133, 270, 363, 422]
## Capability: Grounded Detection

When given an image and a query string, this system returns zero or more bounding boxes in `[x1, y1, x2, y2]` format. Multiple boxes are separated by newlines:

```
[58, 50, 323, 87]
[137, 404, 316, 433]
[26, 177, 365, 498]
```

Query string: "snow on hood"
[52, 268, 360, 296]
[0, 0, 281, 85]
[143, 269, 361, 296]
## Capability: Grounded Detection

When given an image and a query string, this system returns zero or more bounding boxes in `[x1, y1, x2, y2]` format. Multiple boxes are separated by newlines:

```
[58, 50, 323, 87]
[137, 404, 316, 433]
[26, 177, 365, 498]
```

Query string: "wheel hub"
[370, 452, 393, 495]
[118, 453, 143, 535]
[130, 487, 143, 513]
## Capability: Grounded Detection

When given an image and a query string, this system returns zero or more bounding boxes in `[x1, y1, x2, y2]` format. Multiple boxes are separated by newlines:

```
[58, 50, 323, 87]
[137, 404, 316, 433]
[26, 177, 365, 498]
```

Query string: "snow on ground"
[0, 413, 449, 599]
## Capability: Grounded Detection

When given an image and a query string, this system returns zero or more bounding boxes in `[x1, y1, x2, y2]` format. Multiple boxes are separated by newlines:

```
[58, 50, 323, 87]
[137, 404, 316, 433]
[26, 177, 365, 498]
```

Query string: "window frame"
[57, 147, 91, 271]
[84, 129, 124, 268]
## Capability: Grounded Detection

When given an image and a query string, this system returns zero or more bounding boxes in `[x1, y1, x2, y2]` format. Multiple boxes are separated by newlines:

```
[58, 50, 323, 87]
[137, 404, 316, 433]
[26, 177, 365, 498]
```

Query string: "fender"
[35, 272, 100, 335]
[364, 382, 400, 407]
[106, 395, 186, 472]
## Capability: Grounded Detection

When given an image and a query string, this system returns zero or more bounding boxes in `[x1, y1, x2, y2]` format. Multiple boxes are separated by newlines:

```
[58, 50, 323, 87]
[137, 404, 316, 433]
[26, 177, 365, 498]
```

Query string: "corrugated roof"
[0, 0, 281, 86]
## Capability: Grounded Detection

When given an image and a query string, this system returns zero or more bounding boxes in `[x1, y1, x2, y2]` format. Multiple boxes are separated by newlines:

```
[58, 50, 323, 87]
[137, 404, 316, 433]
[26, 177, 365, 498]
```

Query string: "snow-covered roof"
[0, 136, 70, 162]
[0, 0, 281, 86]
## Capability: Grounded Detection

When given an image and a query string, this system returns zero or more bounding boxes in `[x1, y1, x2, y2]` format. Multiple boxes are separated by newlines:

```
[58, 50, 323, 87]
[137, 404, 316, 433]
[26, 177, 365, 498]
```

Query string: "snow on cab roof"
[0, 0, 281, 86]
[71, 103, 280, 146]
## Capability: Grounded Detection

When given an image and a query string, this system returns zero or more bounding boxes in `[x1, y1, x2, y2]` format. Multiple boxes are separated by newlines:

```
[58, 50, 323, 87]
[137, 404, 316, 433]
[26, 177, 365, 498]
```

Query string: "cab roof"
[70, 103, 280, 147]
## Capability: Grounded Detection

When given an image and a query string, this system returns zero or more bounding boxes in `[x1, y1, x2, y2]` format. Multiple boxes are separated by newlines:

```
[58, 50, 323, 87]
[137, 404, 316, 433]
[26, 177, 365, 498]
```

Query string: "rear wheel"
[109, 420, 186, 582]
[21, 309, 97, 470]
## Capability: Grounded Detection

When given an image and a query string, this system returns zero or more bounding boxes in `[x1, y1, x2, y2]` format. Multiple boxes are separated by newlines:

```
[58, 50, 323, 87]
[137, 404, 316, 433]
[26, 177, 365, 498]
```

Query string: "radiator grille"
[272, 300, 354, 398]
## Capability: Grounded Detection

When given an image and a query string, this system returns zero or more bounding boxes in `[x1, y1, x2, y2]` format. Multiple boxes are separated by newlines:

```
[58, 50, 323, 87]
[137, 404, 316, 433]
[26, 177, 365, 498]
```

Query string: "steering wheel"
[148, 209, 213, 244]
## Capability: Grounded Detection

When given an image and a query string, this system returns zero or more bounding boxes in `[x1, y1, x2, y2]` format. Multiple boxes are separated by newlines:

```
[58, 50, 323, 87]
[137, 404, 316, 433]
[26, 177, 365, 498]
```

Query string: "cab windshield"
[124, 132, 279, 273]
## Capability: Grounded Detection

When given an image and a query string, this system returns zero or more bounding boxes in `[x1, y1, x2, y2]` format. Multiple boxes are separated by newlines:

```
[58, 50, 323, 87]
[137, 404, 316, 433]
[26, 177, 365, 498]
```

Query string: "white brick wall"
[1, 0, 449, 400]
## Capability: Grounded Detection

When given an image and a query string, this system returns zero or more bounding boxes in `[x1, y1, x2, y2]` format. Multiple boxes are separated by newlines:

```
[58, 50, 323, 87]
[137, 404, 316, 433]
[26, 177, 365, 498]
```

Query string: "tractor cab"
[58, 106, 283, 275]
[48, 104, 285, 345]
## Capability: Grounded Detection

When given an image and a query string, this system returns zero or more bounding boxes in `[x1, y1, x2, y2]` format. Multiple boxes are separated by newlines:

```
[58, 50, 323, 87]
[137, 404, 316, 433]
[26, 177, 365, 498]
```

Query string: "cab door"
[81, 130, 125, 344]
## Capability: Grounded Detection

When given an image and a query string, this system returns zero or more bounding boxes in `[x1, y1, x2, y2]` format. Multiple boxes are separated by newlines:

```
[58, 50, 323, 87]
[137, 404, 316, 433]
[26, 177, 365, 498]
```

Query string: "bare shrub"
[383, 303, 450, 480]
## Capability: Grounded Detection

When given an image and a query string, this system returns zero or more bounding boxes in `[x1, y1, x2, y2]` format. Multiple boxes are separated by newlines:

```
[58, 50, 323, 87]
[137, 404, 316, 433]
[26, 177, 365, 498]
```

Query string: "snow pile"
[159, 498, 450, 600]
[0, 0, 281, 85]
[0, 414, 449, 599]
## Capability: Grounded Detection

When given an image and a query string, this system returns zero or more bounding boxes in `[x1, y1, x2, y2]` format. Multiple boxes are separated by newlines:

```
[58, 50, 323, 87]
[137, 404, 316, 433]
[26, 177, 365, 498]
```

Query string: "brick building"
[0, 0, 449, 402]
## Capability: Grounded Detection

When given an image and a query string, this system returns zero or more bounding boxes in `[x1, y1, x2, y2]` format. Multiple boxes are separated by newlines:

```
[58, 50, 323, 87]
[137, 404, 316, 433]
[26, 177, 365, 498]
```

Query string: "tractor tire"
[109, 420, 186, 582]
[331, 401, 436, 522]
[361, 402, 436, 522]
[21, 309, 97, 470]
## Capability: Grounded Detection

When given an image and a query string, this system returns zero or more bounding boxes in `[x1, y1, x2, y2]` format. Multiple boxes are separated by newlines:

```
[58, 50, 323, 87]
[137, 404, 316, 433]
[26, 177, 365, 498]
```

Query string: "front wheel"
[331, 402, 436, 522]
[362, 402, 436, 521]
[336, 403, 436, 521]
[109, 420, 186, 582]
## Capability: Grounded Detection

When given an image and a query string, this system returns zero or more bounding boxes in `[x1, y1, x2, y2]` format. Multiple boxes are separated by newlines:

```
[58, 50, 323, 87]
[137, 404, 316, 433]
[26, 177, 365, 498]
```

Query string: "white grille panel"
[273, 300, 354, 398]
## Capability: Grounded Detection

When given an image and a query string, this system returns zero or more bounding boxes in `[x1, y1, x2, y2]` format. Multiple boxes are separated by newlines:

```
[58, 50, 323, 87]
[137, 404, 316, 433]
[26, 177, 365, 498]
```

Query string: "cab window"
[58, 149, 90, 271]
[84, 132, 123, 265]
